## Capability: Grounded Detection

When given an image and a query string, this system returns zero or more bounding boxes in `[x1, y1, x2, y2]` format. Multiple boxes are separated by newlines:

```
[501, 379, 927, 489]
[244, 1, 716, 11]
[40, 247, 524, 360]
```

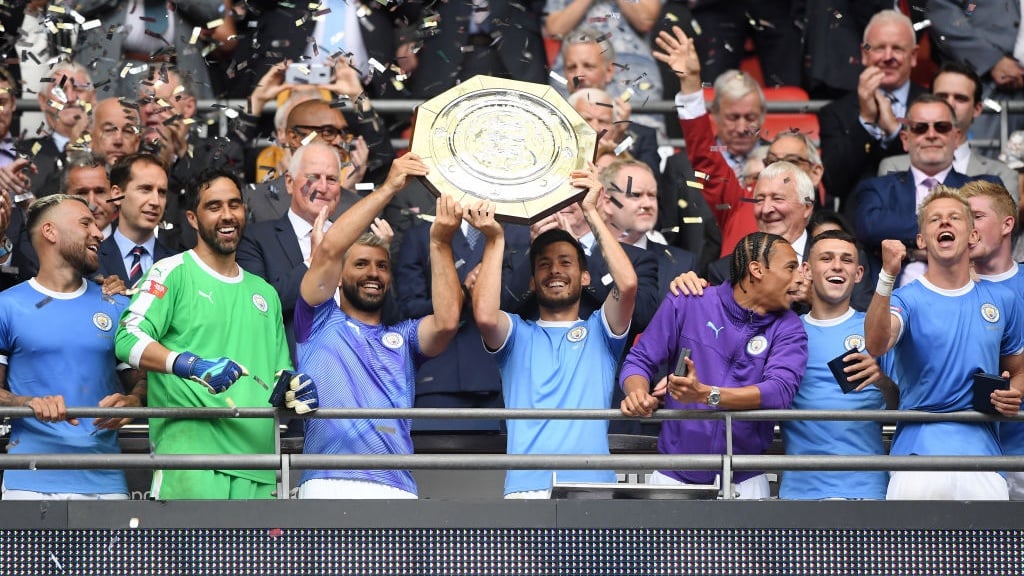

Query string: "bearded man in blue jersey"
[294, 153, 463, 499]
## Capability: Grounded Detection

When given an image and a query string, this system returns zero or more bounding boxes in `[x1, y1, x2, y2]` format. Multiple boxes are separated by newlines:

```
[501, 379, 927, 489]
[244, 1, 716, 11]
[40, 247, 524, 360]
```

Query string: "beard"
[59, 237, 98, 276]
[341, 278, 386, 313]
[534, 283, 582, 312]
[196, 218, 244, 256]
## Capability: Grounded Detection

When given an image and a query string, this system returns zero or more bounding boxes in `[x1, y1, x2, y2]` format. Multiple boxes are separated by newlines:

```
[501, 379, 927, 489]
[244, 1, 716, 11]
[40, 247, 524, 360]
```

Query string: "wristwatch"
[706, 386, 721, 408]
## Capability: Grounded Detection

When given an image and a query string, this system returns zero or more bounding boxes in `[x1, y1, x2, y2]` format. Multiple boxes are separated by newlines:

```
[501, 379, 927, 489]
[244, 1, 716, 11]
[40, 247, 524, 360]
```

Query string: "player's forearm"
[617, 0, 659, 34]
[543, 0, 591, 37]
[622, 375, 651, 397]
[428, 240, 462, 333]
[864, 292, 894, 357]
[137, 342, 179, 375]
[584, 207, 638, 300]
[472, 234, 506, 332]
[0, 388, 31, 407]
[317, 194, 393, 262]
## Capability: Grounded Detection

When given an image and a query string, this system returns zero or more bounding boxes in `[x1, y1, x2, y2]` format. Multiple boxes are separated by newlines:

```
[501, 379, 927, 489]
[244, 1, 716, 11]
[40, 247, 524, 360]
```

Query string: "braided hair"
[729, 231, 789, 290]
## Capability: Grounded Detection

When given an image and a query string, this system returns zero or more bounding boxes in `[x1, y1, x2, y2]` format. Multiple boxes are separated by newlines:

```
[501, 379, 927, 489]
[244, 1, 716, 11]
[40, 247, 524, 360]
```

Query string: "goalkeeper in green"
[115, 167, 312, 499]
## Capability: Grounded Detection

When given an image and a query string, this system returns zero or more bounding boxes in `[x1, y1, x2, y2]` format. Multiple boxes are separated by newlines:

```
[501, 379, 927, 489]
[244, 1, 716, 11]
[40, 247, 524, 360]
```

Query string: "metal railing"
[2, 406, 1022, 500]
[12, 97, 1024, 151]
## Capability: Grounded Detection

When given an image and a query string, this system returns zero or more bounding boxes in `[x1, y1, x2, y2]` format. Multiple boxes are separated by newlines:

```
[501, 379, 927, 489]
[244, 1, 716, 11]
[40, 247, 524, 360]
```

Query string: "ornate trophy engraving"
[410, 75, 598, 224]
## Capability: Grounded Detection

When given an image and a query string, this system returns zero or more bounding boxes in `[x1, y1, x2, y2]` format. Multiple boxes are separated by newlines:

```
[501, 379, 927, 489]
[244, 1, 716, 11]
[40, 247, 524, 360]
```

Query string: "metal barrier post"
[274, 410, 289, 500]
[723, 413, 734, 500]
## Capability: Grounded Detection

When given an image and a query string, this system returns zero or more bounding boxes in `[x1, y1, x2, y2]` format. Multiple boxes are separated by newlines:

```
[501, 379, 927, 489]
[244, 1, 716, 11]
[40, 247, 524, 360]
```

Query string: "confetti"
[683, 216, 703, 224]
[613, 136, 633, 155]
[965, 3, 976, 15]
[355, 182, 375, 191]
[50, 552, 63, 572]
[686, 180, 704, 190]
[189, 26, 201, 45]
[692, 18, 702, 35]
[608, 196, 624, 209]
[549, 70, 568, 86]
[301, 130, 318, 146]
[983, 98, 1002, 113]
[913, 19, 931, 32]
[226, 397, 240, 417]
[129, 517, 140, 529]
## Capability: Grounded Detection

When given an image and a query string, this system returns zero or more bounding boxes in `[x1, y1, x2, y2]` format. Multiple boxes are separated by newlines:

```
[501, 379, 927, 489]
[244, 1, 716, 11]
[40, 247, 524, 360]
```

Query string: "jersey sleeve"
[618, 294, 681, 387]
[756, 314, 809, 409]
[889, 289, 910, 345]
[294, 293, 335, 344]
[0, 296, 13, 366]
[1000, 290, 1024, 357]
[114, 262, 181, 369]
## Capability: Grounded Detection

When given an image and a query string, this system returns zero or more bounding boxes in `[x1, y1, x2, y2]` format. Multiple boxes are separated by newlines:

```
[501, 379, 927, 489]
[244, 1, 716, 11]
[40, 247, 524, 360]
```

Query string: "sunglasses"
[904, 121, 954, 135]
[290, 124, 354, 142]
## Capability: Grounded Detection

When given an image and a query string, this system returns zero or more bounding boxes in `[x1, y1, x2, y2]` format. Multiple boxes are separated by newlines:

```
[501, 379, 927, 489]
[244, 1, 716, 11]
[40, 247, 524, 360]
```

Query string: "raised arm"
[467, 202, 510, 351]
[416, 195, 464, 357]
[300, 153, 428, 307]
[864, 239, 905, 356]
[577, 163, 637, 336]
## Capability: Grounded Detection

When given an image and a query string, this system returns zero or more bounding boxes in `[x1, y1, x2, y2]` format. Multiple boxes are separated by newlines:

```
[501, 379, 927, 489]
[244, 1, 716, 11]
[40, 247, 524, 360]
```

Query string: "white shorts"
[1007, 472, 1024, 501]
[504, 489, 551, 500]
[298, 478, 417, 499]
[1, 481, 128, 501]
[886, 471, 1009, 500]
[648, 471, 770, 499]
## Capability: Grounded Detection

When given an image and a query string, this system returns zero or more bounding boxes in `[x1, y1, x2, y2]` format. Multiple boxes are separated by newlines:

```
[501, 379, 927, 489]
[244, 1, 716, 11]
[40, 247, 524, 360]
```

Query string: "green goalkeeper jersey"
[115, 250, 292, 485]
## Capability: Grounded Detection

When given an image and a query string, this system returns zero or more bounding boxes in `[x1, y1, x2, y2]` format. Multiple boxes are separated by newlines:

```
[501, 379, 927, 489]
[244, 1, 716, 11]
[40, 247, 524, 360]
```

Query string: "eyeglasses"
[904, 121, 954, 135]
[290, 124, 353, 142]
[764, 153, 813, 168]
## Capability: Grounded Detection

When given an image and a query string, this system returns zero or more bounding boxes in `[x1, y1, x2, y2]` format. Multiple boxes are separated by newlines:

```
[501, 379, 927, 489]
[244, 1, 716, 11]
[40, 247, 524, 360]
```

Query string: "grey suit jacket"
[73, 0, 222, 99]
[929, 0, 1019, 76]
[877, 152, 1019, 203]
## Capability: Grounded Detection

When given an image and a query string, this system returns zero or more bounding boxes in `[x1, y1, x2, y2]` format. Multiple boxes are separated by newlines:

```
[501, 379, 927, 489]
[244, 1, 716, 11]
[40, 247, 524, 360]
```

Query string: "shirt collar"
[51, 131, 69, 152]
[910, 164, 953, 188]
[887, 81, 911, 108]
[287, 208, 330, 237]
[112, 227, 156, 258]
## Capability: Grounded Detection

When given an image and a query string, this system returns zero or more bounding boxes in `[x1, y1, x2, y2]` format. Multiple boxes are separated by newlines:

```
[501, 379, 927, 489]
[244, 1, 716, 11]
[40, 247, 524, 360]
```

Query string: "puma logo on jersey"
[706, 321, 724, 339]
[197, 289, 214, 304]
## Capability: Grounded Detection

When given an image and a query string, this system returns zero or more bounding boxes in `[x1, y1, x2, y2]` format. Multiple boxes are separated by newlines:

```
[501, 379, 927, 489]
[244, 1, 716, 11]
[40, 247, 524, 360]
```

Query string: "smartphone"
[285, 63, 331, 85]
[673, 348, 691, 377]
[972, 372, 1010, 414]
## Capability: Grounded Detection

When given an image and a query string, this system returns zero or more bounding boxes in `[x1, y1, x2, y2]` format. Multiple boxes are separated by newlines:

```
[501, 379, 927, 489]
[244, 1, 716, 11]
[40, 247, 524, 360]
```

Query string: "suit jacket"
[818, 83, 928, 208]
[659, 150, 723, 272]
[96, 234, 177, 284]
[878, 151, 1018, 202]
[929, 0, 1019, 77]
[72, 0, 222, 99]
[18, 135, 63, 200]
[648, 240, 696, 302]
[394, 220, 531, 398]
[854, 169, 1001, 284]
[406, 1, 547, 99]
[627, 123, 662, 179]
[802, 0, 899, 96]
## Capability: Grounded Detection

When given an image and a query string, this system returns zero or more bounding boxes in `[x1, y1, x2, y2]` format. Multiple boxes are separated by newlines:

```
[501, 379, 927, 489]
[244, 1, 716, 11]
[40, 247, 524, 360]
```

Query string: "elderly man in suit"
[818, 10, 927, 210]
[237, 141, 383, 359]
[877, 62, 1019, 202]
[855, 94, 1002, 287]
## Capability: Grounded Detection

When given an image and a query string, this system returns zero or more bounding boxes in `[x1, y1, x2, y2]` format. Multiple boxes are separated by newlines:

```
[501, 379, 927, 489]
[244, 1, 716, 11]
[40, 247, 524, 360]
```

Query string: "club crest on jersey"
[382, 332, 404, 349]
[844, 334, 865, 352]
[981, 303, 1000, 323]
[252, 294, 268, 313]
[746, 335, 768, 356]
[92, 312, 113, 332]
[567, 326, 588, 343]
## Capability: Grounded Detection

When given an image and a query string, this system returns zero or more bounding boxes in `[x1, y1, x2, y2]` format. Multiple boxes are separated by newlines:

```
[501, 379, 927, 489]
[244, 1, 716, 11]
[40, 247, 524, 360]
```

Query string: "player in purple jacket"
[620, 231, 809, 498]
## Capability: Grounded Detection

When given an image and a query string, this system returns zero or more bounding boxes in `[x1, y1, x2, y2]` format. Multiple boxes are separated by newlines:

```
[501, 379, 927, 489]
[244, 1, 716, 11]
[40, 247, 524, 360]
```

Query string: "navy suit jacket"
[648, 240, 696, 302]
[855, 169, 1001, 262]
[97, 235, 177, 284]
[394, 221, 530, 398]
